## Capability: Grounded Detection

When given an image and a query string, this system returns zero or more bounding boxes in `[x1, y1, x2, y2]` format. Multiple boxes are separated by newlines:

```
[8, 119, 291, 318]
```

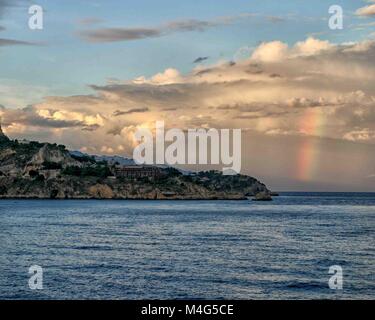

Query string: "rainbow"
[296, 108, 325, 181]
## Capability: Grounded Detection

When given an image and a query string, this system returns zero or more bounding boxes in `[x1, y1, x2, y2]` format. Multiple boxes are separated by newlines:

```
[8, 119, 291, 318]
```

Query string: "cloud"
[79, 27, 161, 43]
[113, 107, 149, 116]
[87, 38, 375, 142]
[166, 19, 217, 32]
[343, 129, 375, 142]
[251, 41, 288, 62]
[1, 106, 87, 128]
[193, 56, 209, 63]
[356, 4, 375, 16]
[0, 38, 36, 46]
[293, 37, 333, 56]
[81, 124, 100, 131]
[78, 18, 219, 43]
[3, 37, 375, 158]
[0, 105, 105, 131]
[133, 68, 183, 85]
[251, 37, 333, 62]
[78, 14, 264, 43]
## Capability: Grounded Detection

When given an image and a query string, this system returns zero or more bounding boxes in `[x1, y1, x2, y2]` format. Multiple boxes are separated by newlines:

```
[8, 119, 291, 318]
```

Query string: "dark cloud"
[79, 16, 242, 43]
[112, 107, 149, 116]
[166, 19, 216, 32]
[245, 64, 263, 74]
[79, 27, 160, 43]
[0, 26, 5, 31]
[107, 126, 124, 136]
[269, 73, 282, 78]
[90, 82, 208, 110]
[0, 38, 36, 46]
[194, 68, 214, 76]
[193, 56, 209, 63]
[216, 105, 236, 110]
[81, 124, 100, 131]
[2, 106, 88, 129]
[233, 114, 266, 120]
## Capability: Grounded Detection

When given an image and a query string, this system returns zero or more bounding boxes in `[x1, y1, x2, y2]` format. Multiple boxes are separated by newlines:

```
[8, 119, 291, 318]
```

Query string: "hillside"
[0, 126, 270, 199]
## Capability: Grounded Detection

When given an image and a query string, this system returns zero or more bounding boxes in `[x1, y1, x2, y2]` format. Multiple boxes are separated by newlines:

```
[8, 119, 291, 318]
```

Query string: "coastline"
[0, 195, 249, 200]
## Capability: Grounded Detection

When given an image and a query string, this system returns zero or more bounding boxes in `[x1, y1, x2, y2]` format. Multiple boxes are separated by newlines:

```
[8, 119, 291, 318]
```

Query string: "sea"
[0, 192, 374, 300]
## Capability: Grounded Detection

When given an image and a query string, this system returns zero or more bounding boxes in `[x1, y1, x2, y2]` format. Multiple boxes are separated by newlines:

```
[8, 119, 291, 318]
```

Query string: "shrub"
[62, 164, 111, 178]
[35, 174, 45, 182]
[0, 186, 7, 195]
[29, 170, 39, 178]
[71, 154, 95, 163]
[42, 161, 62, 170]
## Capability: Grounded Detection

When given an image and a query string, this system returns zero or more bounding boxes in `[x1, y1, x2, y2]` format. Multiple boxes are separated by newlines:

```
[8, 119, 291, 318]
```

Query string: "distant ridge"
[70, 150, 135, 166]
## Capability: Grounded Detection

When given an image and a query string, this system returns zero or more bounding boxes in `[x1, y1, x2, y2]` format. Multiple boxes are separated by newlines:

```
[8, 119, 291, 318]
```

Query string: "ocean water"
[0, 193, 374, 300]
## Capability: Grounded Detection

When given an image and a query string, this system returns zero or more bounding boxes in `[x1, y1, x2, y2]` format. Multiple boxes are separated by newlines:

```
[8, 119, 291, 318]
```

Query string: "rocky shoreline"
[0, 175, 264, 200]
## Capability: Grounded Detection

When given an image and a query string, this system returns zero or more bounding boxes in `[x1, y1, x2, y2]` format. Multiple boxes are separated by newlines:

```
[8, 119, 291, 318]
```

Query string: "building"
[113, 165, 161, 178]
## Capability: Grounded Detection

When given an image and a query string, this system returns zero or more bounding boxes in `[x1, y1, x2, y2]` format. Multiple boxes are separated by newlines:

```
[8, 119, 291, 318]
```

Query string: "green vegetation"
[0, 139, 43, 153]
[163, 167, 182, 177]
[71, 154, 96, 163]
[0, 185, 6, 195]
[62, 164, 112, 178]
[42, 161, 63, 170]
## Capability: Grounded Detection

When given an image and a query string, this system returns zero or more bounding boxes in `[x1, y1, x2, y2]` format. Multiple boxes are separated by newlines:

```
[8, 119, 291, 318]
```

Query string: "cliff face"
[0, 136, 270, 200]
[28, 144, 81, 167]
[0, 139, 81, 177]
[0, 123, 9, 143]
[24, 144, 82, 175]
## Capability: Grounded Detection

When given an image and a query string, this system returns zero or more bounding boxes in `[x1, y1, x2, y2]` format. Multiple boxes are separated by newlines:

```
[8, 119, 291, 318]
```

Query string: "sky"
[0, 0, 375, 191]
